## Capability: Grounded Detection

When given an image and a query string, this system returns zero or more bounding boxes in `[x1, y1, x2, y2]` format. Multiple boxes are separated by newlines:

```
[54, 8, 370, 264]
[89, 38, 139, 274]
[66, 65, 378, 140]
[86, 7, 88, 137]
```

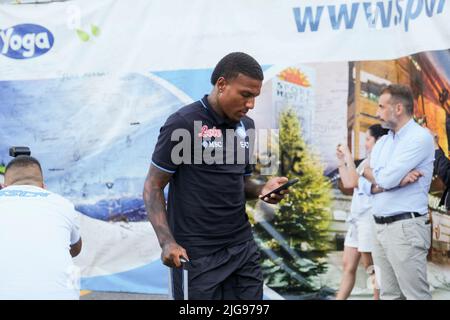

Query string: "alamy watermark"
[169, 121, 280, 176]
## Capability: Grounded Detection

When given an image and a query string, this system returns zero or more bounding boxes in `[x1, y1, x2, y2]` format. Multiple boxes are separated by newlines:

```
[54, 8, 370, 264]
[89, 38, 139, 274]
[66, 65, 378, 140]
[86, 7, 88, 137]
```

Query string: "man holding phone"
[143, 52, 289, 300]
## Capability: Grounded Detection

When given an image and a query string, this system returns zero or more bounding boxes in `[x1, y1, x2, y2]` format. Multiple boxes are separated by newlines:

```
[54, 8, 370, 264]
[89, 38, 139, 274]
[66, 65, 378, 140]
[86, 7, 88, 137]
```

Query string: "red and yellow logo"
[277, 67, 311, 87]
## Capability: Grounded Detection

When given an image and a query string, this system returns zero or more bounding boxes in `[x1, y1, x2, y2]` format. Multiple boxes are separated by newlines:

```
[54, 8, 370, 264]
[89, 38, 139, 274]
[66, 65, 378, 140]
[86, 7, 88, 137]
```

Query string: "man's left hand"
[259, 177, 290, 204]
[399, 169, 423, 187]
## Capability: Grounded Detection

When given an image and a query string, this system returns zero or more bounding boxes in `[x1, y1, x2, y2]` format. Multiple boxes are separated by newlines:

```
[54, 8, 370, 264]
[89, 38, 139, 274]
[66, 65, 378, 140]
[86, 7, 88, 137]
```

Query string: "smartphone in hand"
[260, 178, 299, 199]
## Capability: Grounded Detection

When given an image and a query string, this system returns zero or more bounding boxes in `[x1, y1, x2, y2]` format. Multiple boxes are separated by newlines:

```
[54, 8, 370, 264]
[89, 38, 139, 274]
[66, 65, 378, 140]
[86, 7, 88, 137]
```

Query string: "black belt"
[373, 212, 425, 224]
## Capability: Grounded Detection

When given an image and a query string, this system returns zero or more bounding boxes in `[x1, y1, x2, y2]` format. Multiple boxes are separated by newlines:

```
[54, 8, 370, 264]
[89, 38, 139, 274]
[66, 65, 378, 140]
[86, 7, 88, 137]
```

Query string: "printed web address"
[293, 0, 446, 32]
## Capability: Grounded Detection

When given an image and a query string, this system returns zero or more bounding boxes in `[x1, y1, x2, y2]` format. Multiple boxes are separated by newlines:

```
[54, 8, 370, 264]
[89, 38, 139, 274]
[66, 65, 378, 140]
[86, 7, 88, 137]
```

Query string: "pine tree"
[252, 108, 332, 294]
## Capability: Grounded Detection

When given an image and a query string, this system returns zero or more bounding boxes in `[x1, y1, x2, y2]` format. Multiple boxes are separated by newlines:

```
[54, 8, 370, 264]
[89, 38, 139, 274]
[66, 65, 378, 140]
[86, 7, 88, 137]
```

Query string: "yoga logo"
[0, 24, 54, 59]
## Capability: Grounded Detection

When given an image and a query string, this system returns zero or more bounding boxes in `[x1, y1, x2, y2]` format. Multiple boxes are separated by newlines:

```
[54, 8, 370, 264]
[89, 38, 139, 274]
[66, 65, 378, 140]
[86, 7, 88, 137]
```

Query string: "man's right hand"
[400, 169, 423, 187]
[161, 242, 189, 268]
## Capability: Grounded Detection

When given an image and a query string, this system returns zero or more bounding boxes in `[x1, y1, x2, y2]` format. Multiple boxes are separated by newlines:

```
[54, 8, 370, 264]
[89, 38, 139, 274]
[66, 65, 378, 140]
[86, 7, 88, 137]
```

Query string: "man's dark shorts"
[170, 240, 263, 300]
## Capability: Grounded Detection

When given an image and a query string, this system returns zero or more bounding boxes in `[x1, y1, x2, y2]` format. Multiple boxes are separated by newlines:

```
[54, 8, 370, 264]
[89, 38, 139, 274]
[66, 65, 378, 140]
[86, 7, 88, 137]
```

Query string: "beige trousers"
[372, 214, 432, 300]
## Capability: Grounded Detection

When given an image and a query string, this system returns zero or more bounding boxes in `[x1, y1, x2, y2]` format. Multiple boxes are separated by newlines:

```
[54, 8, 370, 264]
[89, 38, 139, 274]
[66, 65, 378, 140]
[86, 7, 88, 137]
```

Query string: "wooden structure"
[348, 58, 412, 158]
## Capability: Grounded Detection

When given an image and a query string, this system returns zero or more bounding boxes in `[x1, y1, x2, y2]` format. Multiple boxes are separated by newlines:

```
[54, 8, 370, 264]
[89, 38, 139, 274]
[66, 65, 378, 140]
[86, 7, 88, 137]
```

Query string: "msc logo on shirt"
[198, 124, 249, 149]
[0, 24, 54, 59]
[202, 140, 248, 149]
[202, 140, 223, 149]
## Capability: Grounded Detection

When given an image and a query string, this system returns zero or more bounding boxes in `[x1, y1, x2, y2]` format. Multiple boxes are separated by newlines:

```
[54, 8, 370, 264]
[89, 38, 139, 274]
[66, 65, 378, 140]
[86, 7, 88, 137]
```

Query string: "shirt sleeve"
[356, 159, 367, 176]
[358, 176, 373, 196]
[243, 118, 255, 176]
[244, 164, 253, 176]
[373, 132, 434, 190]
[151, 112, 189, 174]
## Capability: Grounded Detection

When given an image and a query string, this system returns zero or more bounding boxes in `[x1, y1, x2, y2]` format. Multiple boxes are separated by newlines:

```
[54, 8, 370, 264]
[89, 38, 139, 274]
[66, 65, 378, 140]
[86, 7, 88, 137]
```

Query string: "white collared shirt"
[359, 119, 435, 217]
[349, 159, 373, 222]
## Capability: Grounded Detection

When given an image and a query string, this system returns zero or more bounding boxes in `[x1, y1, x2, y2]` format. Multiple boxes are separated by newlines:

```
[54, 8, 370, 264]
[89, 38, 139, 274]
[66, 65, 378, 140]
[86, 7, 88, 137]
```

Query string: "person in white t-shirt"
[0, 155, 82, 300]
[335, 124, 388, 300]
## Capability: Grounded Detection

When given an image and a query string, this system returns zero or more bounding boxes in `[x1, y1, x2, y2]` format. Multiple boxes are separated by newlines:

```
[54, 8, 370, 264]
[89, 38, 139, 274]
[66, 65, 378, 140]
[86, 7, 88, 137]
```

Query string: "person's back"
[0, 155, 81, 300]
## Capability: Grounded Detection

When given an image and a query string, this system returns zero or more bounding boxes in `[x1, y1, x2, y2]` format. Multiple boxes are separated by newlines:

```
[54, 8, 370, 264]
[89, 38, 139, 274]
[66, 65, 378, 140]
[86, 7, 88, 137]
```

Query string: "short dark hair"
[368, 124, 389, 140]
[380, 84, 414, 115]
[210, 52, 264, 85]
[6, 155, 43, 175]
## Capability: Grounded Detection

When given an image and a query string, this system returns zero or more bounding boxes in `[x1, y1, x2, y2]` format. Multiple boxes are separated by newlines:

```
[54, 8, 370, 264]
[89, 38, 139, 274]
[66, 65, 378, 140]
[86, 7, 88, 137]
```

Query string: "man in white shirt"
[359, 84, 435, 300]
[0, 155, 82, 300]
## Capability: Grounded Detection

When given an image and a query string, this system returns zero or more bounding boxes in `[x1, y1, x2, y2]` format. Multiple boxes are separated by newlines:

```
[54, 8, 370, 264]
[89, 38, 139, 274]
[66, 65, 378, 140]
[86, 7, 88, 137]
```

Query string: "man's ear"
[216, 77, 227, 92]
[395, 103, 403, 115]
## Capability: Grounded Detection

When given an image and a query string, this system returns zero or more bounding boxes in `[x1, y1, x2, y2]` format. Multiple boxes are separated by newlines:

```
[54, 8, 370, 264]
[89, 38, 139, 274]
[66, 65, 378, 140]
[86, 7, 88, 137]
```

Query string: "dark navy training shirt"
[151, 95, 255, 259]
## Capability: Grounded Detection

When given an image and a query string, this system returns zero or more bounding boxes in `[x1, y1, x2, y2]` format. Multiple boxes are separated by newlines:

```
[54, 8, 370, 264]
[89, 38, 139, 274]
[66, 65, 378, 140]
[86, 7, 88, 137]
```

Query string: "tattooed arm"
[143, 164, 188, 267]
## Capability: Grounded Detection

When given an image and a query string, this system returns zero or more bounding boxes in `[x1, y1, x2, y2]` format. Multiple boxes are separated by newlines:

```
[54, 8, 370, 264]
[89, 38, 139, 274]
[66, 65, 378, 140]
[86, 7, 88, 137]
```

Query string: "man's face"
[217, 73, 262, 123]
[376, 93, 398, 130]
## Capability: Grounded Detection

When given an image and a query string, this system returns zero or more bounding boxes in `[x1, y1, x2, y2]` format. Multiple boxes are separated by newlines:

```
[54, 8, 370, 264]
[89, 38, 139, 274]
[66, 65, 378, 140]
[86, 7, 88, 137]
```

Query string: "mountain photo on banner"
[0, 72, 190, 222]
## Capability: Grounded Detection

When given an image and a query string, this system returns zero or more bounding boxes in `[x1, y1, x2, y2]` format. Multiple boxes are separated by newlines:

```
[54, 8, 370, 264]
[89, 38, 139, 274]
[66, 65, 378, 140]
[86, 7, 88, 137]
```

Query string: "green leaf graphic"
[91, 25, 101, 37]
[76, 29, 90, 42]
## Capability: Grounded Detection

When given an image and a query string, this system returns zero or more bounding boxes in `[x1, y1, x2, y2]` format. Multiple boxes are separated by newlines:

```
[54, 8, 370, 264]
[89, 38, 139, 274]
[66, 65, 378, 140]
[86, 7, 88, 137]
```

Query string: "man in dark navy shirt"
[143, 52, 288, 300]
